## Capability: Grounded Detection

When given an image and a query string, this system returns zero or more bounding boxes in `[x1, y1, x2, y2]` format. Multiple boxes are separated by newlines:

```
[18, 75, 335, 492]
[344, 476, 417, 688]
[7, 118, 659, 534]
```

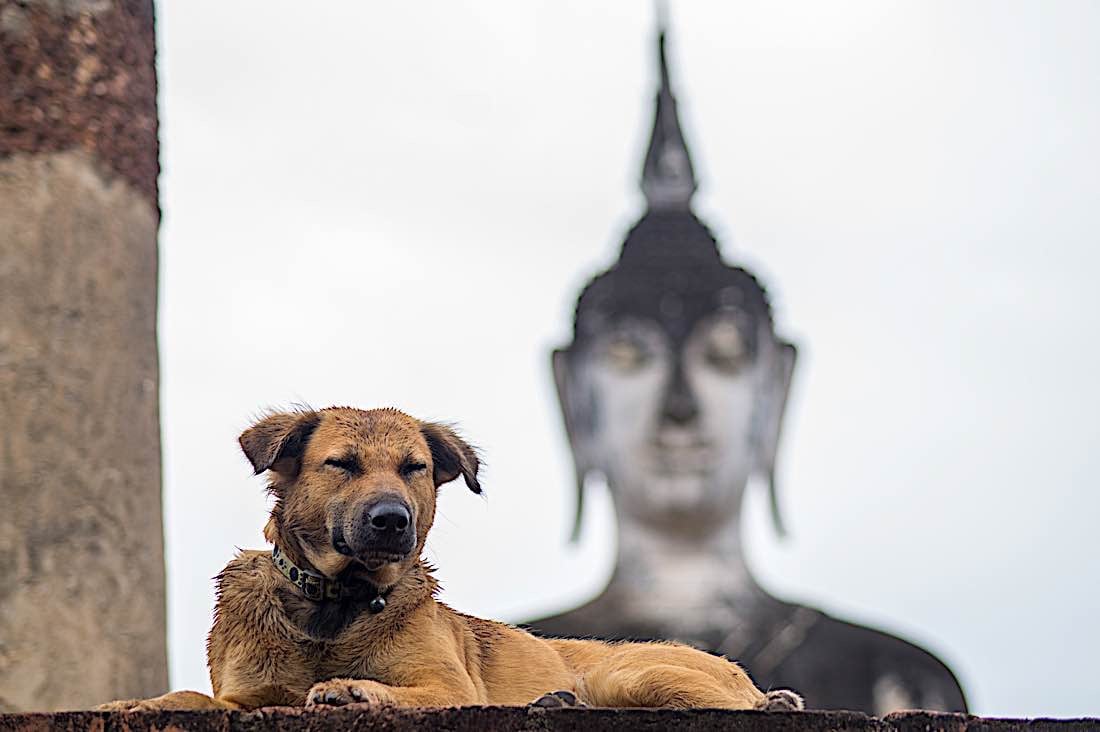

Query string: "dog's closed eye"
[324, 456, 360, 474]
[400, 461, 428, 478]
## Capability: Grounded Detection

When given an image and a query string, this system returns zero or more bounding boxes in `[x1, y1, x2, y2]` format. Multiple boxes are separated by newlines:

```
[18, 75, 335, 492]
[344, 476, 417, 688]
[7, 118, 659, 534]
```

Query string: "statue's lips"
[646, 446, 716, 474]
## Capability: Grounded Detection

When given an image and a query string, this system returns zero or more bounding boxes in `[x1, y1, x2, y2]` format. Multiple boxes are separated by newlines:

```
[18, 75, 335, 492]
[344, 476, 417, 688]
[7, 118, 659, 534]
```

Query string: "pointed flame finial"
[641, 1, 697, 211]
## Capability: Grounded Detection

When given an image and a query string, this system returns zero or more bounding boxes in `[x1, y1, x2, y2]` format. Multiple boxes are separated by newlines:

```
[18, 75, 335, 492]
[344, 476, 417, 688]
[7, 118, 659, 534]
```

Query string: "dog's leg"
[579, 662, 761, 709]
[96, 690, 242, 711]
[573, 644, 803, 711]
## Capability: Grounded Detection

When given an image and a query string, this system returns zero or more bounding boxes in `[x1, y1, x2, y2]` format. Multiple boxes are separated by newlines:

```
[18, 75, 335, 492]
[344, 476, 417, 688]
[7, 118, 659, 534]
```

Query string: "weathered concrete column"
[0, 0, 166, 713]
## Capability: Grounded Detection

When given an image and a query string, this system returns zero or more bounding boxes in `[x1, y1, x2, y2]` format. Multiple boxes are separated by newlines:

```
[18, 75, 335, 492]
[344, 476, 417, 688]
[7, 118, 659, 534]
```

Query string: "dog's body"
[100, 407, 801, 712]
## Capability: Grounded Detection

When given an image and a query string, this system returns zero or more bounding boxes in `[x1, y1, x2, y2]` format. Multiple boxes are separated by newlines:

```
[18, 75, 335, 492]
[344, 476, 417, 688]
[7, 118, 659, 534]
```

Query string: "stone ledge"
[1, 708, 1096, 732]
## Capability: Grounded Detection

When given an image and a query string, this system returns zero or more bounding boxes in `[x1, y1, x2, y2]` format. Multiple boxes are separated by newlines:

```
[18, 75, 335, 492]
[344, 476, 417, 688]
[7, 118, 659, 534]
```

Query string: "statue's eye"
[602, 337, 649, 372]
[703, 320, 746, 374]
[400, 461, 427, 477]
[324, 457, 359, 473]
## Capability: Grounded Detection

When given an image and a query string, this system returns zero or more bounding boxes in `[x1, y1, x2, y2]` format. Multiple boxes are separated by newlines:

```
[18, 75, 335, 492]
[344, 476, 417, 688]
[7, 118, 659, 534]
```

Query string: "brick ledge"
[1, 708, 1097, 731]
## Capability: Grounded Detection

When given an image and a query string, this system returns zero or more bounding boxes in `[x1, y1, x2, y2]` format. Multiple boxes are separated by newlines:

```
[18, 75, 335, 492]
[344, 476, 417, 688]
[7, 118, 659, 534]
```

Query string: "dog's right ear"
[239, 410, 321, 478]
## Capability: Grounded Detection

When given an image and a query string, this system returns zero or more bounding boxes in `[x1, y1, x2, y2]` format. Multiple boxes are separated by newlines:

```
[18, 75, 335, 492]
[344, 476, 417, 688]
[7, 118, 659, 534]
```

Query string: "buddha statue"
[525, 26, 967, 715]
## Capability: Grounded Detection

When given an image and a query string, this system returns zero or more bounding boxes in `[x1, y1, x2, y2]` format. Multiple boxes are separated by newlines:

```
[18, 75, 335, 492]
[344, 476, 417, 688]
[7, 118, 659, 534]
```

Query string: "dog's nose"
[343, 495, 416, 558]
[368, 500, 410, 534]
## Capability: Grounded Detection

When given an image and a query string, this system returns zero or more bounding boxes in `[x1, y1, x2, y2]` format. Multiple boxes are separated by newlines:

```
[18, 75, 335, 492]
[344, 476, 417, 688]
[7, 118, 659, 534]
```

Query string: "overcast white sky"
[155, 1, 1099, 717]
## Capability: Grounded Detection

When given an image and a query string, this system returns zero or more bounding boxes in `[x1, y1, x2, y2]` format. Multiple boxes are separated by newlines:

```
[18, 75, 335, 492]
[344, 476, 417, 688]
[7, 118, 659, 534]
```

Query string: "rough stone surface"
[0, 709, 1096, 732]
[0, 0, 165, 713]
[0, 0, 159, 212]
[0, 149, 165, 711]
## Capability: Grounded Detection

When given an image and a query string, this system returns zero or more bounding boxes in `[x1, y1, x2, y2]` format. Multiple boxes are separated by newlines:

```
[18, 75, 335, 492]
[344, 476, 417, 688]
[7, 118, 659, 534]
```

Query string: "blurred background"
[2, 0, 1098, 718]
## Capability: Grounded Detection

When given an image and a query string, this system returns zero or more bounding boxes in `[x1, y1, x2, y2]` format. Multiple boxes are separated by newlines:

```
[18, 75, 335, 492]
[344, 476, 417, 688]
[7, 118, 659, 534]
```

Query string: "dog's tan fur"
[99, 407, 801, 712]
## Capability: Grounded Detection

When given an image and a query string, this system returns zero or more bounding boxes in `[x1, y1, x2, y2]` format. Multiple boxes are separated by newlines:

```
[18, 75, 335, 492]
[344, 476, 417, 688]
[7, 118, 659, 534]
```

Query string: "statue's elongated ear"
[239, 410, 321, 477]
[754, 341, 797, 537]
[420, 421, 481, 494]
[553, 347, 594, 543]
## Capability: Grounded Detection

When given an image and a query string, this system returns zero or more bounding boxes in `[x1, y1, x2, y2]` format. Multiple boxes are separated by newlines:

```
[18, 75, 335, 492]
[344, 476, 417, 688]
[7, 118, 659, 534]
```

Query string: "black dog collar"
[271, 545, 387, 613]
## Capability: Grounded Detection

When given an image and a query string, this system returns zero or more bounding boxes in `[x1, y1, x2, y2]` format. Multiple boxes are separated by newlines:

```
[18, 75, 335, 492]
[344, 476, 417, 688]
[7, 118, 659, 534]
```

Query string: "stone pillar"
[0, 0, 167, 712]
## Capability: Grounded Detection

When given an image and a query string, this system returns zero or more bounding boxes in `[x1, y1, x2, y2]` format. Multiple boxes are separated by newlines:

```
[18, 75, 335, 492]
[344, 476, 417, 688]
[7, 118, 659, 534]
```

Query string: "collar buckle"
[273, 545, 334, 603]
[300, 571, 325, 602]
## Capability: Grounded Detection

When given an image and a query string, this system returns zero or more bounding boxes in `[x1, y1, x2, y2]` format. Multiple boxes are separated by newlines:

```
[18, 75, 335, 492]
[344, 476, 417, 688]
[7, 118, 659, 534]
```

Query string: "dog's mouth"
[356, 551, 407, 572]
[331, 522, 414, 572]
[334, 535, 409, 571]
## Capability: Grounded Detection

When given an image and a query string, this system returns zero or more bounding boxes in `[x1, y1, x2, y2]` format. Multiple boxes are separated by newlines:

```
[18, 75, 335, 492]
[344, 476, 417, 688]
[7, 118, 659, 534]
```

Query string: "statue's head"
[555, 27, 796, 541]
[555, 211, 796, 540]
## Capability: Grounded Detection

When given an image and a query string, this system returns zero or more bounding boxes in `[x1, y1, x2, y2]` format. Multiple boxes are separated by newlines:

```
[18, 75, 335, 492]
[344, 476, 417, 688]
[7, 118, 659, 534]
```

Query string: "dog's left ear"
[420, 421, 481, 494]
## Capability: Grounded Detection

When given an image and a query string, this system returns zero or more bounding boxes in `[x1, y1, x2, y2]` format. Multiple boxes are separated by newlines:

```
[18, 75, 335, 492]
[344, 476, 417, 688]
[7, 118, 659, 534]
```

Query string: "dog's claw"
[306, 679, 395, 708]
[757, 689, 805, 712]
[529, 690, 586, 709]
[552, 691, 579, 706]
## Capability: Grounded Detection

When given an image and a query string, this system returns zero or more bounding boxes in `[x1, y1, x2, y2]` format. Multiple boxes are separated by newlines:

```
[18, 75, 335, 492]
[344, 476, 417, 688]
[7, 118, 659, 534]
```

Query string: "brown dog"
[99, 407, 803, 712]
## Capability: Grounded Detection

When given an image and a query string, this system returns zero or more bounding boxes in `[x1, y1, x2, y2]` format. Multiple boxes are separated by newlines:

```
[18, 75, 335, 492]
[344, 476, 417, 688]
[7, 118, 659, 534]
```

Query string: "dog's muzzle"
[335, 495, 416, 568]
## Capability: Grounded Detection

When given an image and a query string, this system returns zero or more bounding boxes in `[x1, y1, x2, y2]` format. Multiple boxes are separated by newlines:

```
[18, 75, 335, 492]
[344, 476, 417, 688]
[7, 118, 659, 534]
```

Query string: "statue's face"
[571, 308, 773, 534]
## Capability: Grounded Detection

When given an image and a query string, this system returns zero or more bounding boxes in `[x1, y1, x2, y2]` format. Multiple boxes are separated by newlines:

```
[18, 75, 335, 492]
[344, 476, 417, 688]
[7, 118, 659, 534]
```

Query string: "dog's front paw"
[528, 690, 586, 709]
[306, 678, 396, 708]
[756, 689, 804, 711]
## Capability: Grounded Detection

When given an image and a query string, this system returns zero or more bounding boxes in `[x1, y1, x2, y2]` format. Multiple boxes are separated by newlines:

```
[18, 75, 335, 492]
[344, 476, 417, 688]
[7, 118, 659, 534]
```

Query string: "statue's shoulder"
[781, 611, 968, 712]
[801, 612, 958, 670]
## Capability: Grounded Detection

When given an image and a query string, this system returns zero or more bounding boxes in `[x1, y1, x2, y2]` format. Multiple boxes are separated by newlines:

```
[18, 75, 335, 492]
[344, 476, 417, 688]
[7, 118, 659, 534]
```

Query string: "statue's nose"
[661, 363, 699, 425]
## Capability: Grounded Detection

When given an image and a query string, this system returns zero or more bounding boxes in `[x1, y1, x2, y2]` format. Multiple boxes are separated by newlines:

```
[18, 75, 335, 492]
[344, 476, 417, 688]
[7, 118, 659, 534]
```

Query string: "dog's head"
[239, 407, 480, 589]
